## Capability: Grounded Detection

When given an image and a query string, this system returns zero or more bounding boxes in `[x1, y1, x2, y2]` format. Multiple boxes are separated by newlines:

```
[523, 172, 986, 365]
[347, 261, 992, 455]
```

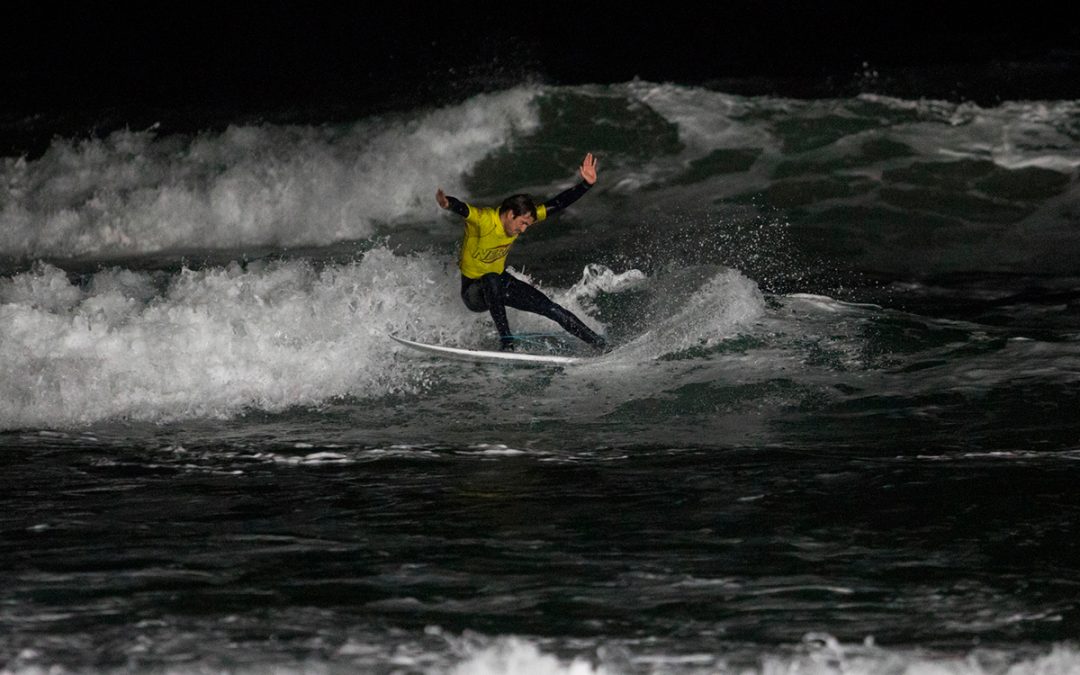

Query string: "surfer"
[436, 152, 607, 352]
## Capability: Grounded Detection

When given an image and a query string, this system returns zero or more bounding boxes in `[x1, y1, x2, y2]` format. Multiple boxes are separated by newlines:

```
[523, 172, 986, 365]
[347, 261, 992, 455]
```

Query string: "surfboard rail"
[389, 334, 584, 366]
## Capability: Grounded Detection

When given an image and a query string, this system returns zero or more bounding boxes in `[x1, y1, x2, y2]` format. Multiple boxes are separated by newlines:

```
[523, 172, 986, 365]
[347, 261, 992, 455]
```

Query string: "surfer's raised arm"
[541, 152, 598, 216]
[435, 188, 469, 218]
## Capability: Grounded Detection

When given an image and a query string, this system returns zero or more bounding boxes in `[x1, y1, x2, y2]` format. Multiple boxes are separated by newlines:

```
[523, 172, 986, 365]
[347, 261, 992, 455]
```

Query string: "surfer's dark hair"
[498, 194, 537, 219]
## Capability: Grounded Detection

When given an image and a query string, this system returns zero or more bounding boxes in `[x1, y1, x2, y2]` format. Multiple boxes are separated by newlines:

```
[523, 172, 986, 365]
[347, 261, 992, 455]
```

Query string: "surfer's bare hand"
[436, 188, 449, 209]
[579, 153, 598, 185]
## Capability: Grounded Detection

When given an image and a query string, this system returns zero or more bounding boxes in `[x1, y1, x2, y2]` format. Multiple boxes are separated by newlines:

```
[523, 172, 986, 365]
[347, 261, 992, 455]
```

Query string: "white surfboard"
[389, 334, 584, 366]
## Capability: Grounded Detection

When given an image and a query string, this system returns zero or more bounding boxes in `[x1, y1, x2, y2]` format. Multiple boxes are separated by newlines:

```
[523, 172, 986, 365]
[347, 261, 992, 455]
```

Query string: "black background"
[4, 2, 1079, 118]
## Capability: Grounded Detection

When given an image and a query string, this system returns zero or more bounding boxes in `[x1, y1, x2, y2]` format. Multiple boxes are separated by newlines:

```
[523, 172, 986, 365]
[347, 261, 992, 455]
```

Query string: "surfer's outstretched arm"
[542, 152, 598, 216]
[436, 188, 469, 218]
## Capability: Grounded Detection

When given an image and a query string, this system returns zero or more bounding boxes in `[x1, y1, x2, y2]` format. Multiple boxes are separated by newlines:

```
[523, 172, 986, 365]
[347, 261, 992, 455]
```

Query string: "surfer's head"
[499, 194, 537, 236]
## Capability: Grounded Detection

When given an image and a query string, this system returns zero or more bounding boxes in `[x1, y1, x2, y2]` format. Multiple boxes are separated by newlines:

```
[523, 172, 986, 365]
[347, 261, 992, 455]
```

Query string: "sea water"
[3, 81, 1080, 673]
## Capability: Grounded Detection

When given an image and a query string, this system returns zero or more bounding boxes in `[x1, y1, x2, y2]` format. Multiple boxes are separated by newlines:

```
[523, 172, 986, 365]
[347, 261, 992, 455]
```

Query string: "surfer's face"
[502, 212, 535, 236]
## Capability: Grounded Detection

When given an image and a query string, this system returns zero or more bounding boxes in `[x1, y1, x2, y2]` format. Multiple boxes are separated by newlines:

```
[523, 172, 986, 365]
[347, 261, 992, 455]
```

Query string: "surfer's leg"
[460, 275, 488, 312]
[502, 275, 606, 348]
[479, 273, 514, 350]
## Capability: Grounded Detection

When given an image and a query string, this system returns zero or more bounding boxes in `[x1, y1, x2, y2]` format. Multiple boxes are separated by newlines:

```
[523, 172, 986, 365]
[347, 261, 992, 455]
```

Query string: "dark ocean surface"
[3, 5, 1080, 673]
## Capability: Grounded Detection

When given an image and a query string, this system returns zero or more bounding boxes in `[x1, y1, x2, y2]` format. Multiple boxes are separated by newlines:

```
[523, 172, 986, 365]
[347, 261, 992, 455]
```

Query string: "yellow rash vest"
[457, 203, 549, 279]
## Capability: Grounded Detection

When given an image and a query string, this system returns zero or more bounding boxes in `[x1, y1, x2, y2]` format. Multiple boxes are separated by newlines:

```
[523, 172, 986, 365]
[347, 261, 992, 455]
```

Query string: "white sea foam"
[614, 266, 767, 361]
[5, 621, 1080, 674]
[0, 87, 542, 258]
[441, 636, 1080, 675]
[449, 637, 612, 675]
[0, 247, 483, 429]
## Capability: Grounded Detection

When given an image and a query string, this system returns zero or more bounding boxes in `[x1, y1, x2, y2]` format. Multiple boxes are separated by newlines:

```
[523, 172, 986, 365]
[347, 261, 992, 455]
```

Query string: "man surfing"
[436, 152, 607, 352]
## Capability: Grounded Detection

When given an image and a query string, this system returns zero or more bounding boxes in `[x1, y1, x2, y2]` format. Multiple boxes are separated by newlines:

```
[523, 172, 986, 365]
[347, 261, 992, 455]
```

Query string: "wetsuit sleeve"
[445, 196, 470, 218]
[541, 180, 592, 217]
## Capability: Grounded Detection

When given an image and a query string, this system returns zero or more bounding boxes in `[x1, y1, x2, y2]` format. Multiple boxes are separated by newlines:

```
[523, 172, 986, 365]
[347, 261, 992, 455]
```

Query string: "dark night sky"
[4, 2, 1079, 117]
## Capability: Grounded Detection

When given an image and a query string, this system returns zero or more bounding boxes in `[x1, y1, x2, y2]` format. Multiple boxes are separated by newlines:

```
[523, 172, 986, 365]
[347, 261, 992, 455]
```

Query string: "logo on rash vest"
[475, 244, 512, 263]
